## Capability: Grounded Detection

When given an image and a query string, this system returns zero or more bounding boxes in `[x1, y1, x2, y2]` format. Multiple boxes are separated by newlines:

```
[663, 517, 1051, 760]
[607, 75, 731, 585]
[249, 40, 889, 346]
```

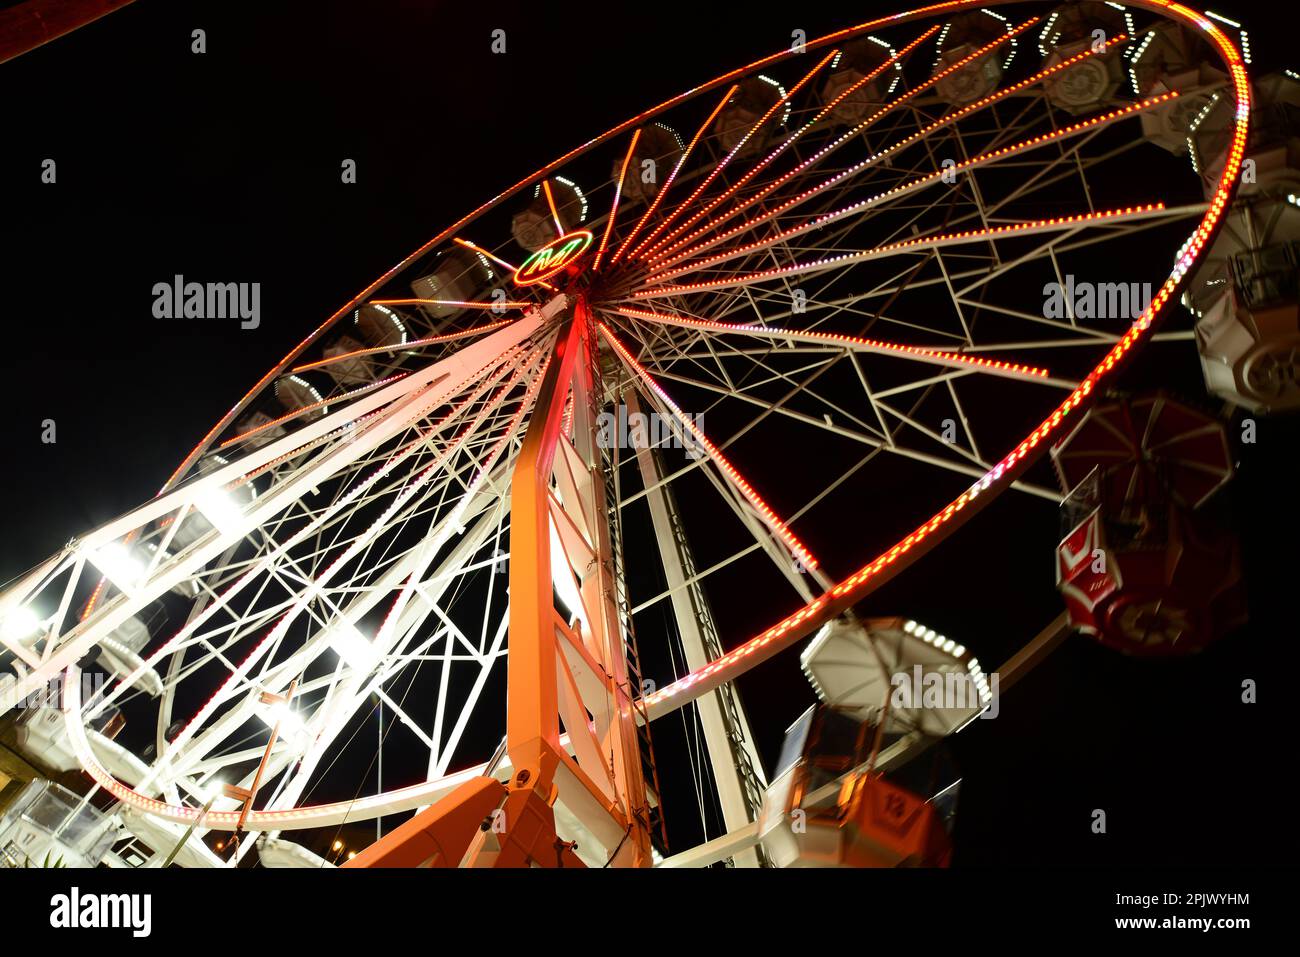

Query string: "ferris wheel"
[0, 0, 1252, 869]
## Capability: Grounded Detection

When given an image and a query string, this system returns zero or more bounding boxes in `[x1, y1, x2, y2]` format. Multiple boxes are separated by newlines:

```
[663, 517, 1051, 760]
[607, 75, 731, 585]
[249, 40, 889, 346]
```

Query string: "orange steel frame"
[346, 297, 653, 867]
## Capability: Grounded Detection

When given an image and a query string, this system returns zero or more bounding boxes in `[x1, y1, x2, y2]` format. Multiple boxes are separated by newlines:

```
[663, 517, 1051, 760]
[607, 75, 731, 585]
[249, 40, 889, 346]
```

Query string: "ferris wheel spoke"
[620, 302, 1078, 507]
[614, 305, 1071, 386]
[626, 353, 1066, 570]
[626, 49, 840, 261]
[660, 93, 1180, 283]
[78, 334, 554, 728]
[593, 129, 643, 273]
[150, 357, 550, 787]
[952, 201, 1209, 303]
[168, 520, 501, 800]
[294, 505, 512, 798]
[642, 25, 941, 261]
[215, 373, 414, 451]
[370, 298, 533, 310]
[628, 341, 915, 501]
[639, 204, 1167, 298]
[602, 323, 819, 573]
[451, 237, 558, 293]
[645, 17, 1041, 266]
[661, 346, 890, 446]
[289, 319, 517, 375]
[650, 362, 892, 449]
[540, 179, 567, 237]
[609, 85, 739, 266]
[647, 91, 1181, 282]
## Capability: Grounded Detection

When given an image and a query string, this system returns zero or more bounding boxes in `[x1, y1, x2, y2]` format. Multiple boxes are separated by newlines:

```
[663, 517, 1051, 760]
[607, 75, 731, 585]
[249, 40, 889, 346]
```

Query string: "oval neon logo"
[514, 230, 593, 286]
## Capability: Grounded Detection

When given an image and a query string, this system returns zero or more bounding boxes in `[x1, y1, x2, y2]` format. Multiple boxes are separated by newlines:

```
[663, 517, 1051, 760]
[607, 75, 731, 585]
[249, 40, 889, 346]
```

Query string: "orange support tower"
[347, 296, 655, 868]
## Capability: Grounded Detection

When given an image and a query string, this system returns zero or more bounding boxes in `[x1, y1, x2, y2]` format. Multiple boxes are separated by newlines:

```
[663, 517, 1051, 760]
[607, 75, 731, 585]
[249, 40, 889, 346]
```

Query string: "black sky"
[2, 0, 1297, 865]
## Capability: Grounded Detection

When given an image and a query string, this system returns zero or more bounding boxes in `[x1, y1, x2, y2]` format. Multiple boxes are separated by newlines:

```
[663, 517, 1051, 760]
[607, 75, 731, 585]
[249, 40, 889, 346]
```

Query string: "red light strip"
[594, 128, 642, 274]
[641, 25, 940, 262]
[625, 49, 841, 262]
[370, 298, 533, 310]
[641, 204, 1165, 292]
[639, 2, 1252, 719]
[291, 319, 515, 374]
[649, 29, 1129, 265]
[599, 322, 820, 571]
[613, 306, 1054, 382]
[652, 93, 1180, 277]
[608, 85, 739, 267]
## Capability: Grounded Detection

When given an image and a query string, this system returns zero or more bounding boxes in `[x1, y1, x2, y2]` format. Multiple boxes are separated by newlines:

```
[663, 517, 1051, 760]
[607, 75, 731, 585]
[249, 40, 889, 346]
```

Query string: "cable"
[602, 824, 633, 867]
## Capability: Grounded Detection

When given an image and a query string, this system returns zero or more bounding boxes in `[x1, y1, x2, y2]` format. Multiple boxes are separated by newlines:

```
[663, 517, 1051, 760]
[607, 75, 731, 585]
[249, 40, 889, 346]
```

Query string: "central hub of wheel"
[513, 229, 593, 287]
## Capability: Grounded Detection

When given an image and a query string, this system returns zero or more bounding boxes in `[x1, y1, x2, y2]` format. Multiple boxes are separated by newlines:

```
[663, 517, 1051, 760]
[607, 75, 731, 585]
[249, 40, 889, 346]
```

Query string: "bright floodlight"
[0, 605, 43, 644]
[260, 700, 309, 742]
[329, 623, 377, 671]
[195, 777, 224, 804]
[89, 542, 147, 592]
[194, 484, 247, 536]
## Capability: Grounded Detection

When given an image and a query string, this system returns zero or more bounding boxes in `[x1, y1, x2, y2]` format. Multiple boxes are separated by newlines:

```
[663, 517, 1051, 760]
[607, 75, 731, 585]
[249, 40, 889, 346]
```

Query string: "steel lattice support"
[624, 388, 766, 866]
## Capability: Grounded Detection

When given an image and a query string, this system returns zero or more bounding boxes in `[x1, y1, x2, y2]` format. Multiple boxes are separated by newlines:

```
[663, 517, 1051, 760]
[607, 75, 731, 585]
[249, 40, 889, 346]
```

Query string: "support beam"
[626, 389, 766, 866]
[493, 296, 654, 866]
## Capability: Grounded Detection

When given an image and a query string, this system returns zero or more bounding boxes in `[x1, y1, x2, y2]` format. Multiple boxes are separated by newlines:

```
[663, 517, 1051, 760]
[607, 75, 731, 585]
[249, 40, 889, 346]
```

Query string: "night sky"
[2, 0, 1297, 867]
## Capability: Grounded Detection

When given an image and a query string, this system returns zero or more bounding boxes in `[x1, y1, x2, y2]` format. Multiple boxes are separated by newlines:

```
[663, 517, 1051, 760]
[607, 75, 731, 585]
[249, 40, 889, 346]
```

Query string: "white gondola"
[801, 617, 990, 735]
[1191, 72, 1300, 198]
[612, 123, 683, 203]
[713, 76, 787, 158]
[511, 176, 587, 251]
[1186, 73, 1300, 412]
[818, 39, 897, 125]
[1039, 2, 1126, 116]
[1132, 21, 1228, 154]
[930, 11, 1015, 106]
[318, 303, 412, 383]
[0, 779, 117, 868]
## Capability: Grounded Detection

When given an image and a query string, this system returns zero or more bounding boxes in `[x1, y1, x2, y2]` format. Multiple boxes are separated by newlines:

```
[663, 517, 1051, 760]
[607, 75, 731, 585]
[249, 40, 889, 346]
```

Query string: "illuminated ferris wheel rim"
[50, 0, 1250, 837]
